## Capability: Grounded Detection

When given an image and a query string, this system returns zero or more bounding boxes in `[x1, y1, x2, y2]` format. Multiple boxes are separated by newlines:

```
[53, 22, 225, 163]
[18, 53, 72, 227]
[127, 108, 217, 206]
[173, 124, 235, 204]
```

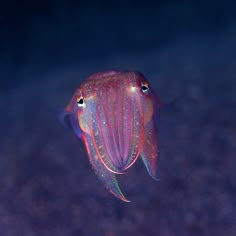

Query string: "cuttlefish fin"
[58, 110, 82, 139]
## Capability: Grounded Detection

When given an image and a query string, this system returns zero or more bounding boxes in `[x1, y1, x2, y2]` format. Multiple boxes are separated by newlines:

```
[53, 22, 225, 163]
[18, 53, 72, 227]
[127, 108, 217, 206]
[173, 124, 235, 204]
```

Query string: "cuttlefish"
[62, 70, 163, 202]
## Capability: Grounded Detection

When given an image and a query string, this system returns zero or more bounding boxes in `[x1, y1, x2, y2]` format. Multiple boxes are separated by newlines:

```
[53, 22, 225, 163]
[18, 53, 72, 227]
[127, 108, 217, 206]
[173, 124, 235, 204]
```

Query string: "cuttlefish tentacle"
[82, 132, 130, 202]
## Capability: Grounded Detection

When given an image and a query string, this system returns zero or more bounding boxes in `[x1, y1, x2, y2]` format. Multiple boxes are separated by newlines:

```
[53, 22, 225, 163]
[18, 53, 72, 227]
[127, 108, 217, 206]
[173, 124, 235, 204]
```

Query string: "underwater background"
[0, 0, 236, 235]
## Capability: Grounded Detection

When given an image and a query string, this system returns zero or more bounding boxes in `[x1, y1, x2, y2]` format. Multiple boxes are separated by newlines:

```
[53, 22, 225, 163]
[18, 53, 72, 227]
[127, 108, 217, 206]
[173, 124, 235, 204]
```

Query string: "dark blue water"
[0, 1, 235, 235]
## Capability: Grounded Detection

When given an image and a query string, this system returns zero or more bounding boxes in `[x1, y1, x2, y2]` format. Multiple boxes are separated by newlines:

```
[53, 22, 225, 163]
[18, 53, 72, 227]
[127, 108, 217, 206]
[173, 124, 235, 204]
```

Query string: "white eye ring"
[77, 97, 84, 107]
[141, 83, 149, 93]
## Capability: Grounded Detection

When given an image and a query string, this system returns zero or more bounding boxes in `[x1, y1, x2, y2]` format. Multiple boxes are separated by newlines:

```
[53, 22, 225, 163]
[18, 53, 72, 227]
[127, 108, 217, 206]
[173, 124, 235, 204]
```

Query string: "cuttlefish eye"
[141, 81, 149, 93]
[77, 96, 84, 107]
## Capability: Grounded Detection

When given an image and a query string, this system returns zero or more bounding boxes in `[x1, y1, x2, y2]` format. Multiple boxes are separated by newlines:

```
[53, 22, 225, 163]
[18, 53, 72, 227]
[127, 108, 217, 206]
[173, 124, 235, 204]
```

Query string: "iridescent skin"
[63, 70, 162, 202]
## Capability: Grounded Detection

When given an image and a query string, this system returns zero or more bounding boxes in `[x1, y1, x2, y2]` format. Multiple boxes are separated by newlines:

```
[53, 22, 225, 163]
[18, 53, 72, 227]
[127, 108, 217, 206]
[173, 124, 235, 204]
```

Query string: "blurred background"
[0, 0, 236, 235]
